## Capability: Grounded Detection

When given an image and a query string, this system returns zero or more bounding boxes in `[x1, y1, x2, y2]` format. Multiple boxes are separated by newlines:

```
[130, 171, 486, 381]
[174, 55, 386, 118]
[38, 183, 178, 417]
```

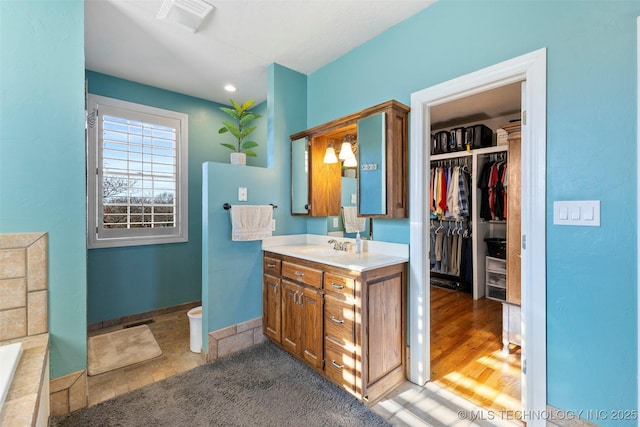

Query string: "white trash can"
[187, 306, 202, 353]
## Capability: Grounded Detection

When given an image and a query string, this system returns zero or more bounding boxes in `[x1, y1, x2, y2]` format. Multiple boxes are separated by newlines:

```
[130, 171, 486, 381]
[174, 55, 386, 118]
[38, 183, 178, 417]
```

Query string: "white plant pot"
[230, 152, 246, 166]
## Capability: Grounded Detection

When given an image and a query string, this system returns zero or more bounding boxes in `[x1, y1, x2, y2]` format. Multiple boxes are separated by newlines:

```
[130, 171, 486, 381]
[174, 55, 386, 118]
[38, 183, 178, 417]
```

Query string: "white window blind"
[87, 95, 188, 248]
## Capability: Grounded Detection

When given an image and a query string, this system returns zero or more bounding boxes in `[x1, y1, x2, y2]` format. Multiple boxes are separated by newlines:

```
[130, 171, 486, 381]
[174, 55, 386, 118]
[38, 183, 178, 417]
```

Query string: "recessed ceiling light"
[224, 84, 237, 92]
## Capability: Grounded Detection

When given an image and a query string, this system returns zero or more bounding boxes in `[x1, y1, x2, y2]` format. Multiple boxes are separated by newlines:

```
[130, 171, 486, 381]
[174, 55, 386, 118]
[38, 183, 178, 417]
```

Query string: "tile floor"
[87, 308, 204, 407]
[86, 308, 517, 426]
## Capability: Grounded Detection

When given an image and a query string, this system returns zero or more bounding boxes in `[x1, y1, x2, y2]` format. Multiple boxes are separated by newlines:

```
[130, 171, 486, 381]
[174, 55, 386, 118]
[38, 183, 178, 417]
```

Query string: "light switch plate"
[553, 200, 600, 226]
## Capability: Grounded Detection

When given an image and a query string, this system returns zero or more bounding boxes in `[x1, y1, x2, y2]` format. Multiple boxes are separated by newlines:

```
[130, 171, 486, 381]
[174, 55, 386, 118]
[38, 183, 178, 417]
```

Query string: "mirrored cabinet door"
[357, 112, 386, 216]
[291, 137, 309, 215]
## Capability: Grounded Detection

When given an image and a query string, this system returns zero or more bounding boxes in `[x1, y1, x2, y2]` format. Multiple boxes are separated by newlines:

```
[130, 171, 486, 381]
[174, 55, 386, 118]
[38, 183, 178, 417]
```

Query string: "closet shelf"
[431, 145, 508, 162]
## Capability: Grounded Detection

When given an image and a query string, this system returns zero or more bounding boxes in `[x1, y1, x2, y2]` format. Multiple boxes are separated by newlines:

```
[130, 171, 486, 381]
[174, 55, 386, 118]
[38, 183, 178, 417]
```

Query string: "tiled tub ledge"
[0, 334, 49, 427]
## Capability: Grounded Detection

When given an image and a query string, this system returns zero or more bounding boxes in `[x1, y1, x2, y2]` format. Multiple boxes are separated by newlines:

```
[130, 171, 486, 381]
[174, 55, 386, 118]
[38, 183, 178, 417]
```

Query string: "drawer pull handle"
[331, 360, 344, 369]
[331, 283, 344, 290]
[331, 316, 344, 324]
[294, 271, 305, 277]
[266, 263, 276, 268]
[272, 284, 278, 295]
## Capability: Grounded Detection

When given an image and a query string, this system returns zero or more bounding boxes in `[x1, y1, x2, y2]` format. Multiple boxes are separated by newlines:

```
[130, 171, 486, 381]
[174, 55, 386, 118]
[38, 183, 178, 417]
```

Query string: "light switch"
[570, 207, 581, 220]
[351, 194, 357, 204]
[583, 206, 594, 221]
[238, 187, 247, 201]
[333, 218, 339, 227]
[559, 206, 568, 220]
[553, 200, 600, 226]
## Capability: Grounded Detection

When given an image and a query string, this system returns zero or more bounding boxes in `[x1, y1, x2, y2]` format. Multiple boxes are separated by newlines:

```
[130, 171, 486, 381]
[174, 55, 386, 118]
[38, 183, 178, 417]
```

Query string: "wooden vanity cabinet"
[290, 100, 409, 218]
[262, 256, 281, 342]
[262, 251, 407, 404]
[280, 279, 323, 369]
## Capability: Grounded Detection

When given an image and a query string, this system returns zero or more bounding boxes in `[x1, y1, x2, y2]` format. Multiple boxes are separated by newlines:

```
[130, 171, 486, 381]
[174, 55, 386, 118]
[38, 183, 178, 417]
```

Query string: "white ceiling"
[430, 82, 522, 129]
[85, 0, 435, 105]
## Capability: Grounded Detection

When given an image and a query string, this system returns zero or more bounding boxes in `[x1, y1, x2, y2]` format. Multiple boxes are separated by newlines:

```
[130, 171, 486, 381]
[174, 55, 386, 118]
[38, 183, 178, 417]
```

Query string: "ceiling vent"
[158, 0, 214, 32]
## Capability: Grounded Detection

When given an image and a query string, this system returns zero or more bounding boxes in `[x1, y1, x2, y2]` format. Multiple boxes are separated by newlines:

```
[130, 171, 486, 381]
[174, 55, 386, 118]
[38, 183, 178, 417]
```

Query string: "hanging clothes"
[430, 164, 471, 221]
[477, 155, 508, 221]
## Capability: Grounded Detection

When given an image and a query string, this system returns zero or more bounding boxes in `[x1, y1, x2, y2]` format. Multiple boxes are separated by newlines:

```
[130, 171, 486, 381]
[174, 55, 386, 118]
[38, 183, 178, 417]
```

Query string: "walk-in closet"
[428, 81, 523, 414]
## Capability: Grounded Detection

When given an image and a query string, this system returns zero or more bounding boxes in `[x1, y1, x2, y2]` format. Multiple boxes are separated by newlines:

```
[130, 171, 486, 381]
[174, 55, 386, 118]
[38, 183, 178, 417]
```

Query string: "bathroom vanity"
[262, 236, 408, 404]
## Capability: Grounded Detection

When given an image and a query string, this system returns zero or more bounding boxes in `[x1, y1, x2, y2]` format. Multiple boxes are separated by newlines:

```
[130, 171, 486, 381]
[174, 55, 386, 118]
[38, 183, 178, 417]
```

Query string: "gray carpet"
[51, 340, 391, 427]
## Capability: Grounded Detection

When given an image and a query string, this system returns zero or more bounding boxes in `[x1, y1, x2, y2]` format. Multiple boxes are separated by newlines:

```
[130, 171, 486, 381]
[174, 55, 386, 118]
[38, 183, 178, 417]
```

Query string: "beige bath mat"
[88, 325, 162, 376]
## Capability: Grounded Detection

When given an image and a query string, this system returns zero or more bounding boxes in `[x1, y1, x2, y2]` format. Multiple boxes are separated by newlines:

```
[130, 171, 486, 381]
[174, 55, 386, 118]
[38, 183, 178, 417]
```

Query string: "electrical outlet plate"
[238, 187, 247, 201]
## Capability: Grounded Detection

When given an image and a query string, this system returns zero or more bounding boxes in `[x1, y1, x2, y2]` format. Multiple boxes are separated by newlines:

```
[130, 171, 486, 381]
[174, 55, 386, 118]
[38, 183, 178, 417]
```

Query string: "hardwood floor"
[430, 285, 521, 414]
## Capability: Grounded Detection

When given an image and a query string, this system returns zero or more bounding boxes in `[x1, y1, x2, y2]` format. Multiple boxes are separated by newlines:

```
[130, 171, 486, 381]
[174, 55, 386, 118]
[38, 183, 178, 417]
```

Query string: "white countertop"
[262, 234, 408, 272]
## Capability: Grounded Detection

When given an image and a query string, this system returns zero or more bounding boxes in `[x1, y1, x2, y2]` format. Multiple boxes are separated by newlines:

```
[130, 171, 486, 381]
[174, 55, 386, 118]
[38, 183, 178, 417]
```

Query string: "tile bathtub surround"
[0, 334, 49, 427]
[0, 233, 48, 341]
[50, 370, 87, 416]
[207, 317, 265, 362]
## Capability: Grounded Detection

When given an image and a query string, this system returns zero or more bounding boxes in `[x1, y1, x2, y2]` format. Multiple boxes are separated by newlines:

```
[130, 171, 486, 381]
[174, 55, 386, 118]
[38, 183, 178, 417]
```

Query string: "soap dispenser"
[355, 231, 362, 254]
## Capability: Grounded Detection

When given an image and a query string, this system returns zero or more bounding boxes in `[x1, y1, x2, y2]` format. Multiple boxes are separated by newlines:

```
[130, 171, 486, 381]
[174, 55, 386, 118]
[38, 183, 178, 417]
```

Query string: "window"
[87, 95, 188, 248]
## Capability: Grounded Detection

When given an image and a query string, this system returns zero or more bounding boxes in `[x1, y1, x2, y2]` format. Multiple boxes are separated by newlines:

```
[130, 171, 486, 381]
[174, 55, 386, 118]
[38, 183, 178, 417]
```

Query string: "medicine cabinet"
[290, 100, 409, 218]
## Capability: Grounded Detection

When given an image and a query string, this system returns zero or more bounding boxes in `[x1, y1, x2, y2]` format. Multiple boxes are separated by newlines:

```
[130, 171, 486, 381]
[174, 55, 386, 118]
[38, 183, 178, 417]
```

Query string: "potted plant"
[218, 99, 262, 165]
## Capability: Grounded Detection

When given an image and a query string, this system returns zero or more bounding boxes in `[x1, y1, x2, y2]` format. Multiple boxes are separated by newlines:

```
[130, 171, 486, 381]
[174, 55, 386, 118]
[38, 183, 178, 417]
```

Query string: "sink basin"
[298, 247, 349, 257]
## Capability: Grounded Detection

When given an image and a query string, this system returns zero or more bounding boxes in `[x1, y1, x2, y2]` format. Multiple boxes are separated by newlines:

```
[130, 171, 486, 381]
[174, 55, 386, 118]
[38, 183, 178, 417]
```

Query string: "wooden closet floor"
[430, 285, 521, 416]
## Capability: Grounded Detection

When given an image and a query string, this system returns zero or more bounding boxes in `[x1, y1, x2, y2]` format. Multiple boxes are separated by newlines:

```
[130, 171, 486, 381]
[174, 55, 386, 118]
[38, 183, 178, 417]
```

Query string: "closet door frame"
[408, 48, 547, 423]
[636, 16, 640, 416]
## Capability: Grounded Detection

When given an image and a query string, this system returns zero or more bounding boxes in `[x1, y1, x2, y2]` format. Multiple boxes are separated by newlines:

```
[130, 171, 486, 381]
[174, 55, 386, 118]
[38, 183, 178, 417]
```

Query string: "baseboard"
[50, 369, 87, 416]
[207, 317, 265, 362]
[88, 301, 201, 332]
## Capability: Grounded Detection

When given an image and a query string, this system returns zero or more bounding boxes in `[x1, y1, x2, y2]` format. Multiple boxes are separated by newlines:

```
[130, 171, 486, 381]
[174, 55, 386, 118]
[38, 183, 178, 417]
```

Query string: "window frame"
[87, 94, 189, 249]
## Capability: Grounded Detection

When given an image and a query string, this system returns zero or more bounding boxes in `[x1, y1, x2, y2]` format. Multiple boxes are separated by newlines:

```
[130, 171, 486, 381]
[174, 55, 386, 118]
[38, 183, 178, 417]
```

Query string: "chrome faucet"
[327, 239, 350, 251]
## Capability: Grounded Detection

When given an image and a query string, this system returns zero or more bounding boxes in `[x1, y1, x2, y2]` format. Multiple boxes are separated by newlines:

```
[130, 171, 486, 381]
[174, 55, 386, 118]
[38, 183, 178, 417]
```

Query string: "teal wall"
[85, 71, 267, 323]
[0, 0, 87, 378]
[307, 0, 640, 422]
[3, 1, 639, 416]
[202, 64, 307, 341]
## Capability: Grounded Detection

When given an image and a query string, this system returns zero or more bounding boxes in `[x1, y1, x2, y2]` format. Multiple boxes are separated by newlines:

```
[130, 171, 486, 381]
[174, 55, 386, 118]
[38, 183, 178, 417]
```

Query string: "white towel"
[230, 205, 273, 241]
[342, 206, 366, 233]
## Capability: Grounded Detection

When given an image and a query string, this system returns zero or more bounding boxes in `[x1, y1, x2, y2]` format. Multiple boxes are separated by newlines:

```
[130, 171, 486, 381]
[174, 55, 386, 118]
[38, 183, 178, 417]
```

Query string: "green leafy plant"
[218, 99, 262, 157]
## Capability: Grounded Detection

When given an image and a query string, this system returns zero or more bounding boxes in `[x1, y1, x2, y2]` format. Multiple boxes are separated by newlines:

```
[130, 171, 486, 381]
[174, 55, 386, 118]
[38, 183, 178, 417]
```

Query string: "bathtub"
[0, 342, 23, 413]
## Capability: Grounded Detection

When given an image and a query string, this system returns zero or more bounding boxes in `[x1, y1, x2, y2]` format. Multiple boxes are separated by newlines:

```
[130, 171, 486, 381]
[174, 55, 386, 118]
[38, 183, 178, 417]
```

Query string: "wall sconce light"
[343, 156, 358, 167]
[323, 144, 338, 164]
[338, 134, 357, 166]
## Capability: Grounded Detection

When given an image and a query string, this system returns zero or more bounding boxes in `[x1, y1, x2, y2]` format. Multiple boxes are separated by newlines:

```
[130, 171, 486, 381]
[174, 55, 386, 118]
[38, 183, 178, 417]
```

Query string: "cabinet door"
[367, 274, 403, 385]
[281, 280, 302, 354]
[263, 274, 281, 342]
[300, 286, 323, 369]
[291, 137, 310, 215]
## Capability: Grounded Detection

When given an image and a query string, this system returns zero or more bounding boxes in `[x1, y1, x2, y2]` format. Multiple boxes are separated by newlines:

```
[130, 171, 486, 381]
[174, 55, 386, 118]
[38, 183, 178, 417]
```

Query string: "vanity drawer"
[324, 339, 356, 392]
[263, 256, 281, 275]
[324, 273, 355, 299]
[324, 298, 356, 346]
[282, 261, 323, 289]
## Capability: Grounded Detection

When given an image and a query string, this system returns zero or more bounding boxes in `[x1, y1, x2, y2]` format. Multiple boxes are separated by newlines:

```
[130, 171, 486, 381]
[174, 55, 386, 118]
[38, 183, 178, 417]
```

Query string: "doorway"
[428, 82, 522, 413]
[408, 49, 547, 424]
